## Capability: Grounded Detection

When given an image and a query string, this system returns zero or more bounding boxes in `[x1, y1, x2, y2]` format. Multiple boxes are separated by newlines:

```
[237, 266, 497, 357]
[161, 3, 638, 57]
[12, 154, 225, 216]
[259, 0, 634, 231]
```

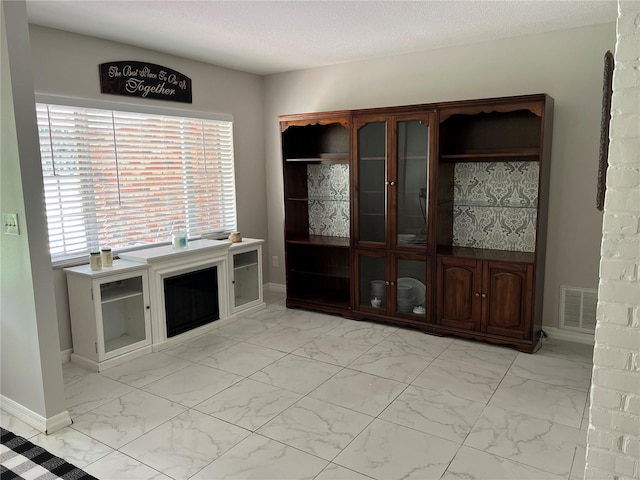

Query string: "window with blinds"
[36, 102, 237, 263]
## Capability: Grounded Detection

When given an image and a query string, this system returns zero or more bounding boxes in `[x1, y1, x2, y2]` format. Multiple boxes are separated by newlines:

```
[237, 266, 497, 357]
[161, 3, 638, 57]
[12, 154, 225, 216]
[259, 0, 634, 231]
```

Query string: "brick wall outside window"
[586, 2, 640, 479]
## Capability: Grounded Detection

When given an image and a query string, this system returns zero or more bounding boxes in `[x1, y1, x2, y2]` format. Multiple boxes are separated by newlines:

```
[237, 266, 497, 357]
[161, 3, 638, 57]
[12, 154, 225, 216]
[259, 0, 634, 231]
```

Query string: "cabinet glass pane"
[397, 120, 429, 247]
[359, 254, 387, 309]
[234, 250, 259, 307]
[100, 276, 145, 353]
[396, 259, 427, 316]
[358, 121, 386, 243]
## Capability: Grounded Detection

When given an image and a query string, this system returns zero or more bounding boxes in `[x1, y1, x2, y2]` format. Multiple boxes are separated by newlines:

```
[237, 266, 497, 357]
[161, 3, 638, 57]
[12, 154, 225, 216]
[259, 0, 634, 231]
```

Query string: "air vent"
[560, 286, 598, 333]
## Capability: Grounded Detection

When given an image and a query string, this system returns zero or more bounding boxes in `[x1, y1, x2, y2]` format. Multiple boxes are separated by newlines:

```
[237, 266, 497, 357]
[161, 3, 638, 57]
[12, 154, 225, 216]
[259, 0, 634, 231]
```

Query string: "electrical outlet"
[2, 213, 19, 235]
[272, 255, 279, 267]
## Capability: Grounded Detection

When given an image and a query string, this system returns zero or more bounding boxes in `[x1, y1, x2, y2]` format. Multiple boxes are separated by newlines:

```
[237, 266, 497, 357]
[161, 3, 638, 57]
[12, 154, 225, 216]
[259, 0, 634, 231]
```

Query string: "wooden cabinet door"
[483, 261, 533, 339]
[436, 256, 482, 331]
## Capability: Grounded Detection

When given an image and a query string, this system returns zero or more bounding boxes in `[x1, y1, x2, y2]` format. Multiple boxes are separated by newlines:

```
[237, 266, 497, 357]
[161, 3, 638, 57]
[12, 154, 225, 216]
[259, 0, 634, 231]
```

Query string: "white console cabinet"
[66, 239, 266, 370]
[65, 261, 152, 371]
[229, 238, 264, 314]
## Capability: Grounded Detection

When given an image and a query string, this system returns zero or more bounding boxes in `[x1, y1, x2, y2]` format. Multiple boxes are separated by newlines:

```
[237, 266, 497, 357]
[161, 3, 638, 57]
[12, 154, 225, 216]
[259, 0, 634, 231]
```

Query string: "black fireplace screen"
[164, 266, 219, 337]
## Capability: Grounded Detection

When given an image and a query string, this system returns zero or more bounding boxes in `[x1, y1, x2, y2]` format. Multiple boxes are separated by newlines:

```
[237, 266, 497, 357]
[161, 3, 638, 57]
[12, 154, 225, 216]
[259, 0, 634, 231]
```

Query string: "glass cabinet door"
[233, 250, 260, 308]
[99, 275, 147, 355]
[357, 121, 387, 244]
[395, 118, 430, 248]
[358, 252, 387, 310]
[394, 257, 428, 321]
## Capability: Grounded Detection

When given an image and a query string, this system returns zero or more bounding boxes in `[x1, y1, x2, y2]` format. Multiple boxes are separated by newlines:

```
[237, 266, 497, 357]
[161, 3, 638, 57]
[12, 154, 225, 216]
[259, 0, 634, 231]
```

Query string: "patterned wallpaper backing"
[453, 161, 539, 252]
[307, 164, 350, 237]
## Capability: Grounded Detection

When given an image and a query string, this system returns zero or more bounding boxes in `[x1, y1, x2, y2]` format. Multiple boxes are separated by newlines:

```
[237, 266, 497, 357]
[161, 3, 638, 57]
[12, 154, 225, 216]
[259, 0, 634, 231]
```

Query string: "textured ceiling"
[25, 0, 617, 76]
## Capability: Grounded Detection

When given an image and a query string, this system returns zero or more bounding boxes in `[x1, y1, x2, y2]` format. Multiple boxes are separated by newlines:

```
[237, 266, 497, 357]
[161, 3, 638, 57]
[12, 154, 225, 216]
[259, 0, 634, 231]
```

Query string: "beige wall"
[263, 23, 616, 329]
[27, 26, 267, 351]
[1, 1, 68, 427]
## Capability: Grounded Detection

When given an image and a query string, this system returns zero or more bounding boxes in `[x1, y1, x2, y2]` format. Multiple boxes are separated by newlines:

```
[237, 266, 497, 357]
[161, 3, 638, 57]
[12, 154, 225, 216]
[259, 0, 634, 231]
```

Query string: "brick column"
[585, 1, 640, 479]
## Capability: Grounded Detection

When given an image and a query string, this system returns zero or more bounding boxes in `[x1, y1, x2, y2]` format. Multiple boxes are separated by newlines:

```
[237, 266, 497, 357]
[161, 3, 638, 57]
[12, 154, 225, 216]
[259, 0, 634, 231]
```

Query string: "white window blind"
[36, 103, 237, 263]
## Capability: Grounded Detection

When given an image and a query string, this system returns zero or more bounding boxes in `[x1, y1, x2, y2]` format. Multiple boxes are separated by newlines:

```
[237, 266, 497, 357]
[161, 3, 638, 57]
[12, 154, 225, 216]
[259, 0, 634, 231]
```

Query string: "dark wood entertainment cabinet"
[280, 94, 553, 353]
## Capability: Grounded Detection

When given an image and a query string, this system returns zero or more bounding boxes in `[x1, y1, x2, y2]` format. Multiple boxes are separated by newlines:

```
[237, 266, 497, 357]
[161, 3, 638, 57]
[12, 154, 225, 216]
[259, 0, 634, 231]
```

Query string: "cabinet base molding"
[0, 395, 71, 434]
[286, 299, 353, 318]
[430, 325, 540, 353]
[70, 346, 152, 372]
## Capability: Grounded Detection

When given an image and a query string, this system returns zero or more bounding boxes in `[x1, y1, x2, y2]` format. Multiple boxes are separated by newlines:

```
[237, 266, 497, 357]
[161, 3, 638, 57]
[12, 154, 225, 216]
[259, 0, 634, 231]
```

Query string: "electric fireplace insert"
[163, 266, 219, 337]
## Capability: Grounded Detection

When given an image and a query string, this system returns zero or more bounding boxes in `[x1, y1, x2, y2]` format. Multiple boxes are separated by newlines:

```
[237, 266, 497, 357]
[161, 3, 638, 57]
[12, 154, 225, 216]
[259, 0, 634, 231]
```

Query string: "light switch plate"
[3, 213, 19, 235]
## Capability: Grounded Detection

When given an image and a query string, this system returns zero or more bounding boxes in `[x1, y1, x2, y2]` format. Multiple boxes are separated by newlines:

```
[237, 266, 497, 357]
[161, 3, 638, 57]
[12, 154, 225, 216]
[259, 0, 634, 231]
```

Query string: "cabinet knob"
[475, 292, 480, 297]
[145, 305, 150, 309]
[481, 293, 487, 298]
[389, 181, 396, 186]
[385, 281, 390, 286]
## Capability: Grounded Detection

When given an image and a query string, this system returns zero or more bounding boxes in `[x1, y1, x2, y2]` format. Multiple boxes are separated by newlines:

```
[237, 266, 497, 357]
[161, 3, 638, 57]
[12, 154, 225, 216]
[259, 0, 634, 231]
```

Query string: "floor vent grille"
[560, 286, 598, 333]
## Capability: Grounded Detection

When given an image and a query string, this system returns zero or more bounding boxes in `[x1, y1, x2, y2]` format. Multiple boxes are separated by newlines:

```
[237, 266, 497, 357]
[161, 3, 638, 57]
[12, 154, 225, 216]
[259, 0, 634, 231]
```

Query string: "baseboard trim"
[0, 395, 71, 434]
[543, 326, 595, 345]
[265, 283, 285, 294]
[60, 348, 72, 364]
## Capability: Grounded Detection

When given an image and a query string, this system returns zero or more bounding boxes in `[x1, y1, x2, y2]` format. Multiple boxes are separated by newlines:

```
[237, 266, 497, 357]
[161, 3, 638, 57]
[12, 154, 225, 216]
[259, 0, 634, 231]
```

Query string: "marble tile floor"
[1, 291, 594, 480]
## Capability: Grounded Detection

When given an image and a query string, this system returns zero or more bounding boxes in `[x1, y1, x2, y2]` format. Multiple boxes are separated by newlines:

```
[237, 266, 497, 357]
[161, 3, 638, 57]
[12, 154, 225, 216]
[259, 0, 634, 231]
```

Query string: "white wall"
[586, 1, 640, 477]
[263, 23, 616, 329]
[1, 1, 69, 431]
[27, 26, 267, 351]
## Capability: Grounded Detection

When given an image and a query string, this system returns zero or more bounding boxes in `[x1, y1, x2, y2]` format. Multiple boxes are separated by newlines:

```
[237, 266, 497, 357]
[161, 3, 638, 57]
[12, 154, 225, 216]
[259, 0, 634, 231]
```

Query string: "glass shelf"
[101, 286, 143, 304]
[308, 197, 350, 202]
[439, 202, 538, 209]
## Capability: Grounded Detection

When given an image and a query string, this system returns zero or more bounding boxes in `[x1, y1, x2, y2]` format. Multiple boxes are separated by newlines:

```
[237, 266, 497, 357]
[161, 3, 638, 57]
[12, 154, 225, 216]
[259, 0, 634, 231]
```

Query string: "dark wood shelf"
[436, 245, 535, 264]
[287, 294, 351, 310]
[440, 150, 540, 161]
[286, 235, 350, 248]
[291, 268, 350, 279]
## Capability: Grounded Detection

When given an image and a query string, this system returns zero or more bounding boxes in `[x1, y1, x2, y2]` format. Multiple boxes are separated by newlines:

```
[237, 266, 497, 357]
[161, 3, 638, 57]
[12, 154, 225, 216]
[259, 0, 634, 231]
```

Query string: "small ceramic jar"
[229, 232, 242, 243]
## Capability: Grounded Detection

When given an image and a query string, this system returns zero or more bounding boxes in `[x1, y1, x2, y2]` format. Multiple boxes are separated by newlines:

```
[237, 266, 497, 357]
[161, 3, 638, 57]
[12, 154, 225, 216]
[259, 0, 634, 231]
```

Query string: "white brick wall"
[586, 2, 640, 479]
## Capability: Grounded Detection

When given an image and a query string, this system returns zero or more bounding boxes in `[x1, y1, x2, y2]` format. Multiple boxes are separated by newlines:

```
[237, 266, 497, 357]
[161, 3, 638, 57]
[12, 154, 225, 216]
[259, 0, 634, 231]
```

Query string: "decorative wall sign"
[99, 61, 192, 103]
